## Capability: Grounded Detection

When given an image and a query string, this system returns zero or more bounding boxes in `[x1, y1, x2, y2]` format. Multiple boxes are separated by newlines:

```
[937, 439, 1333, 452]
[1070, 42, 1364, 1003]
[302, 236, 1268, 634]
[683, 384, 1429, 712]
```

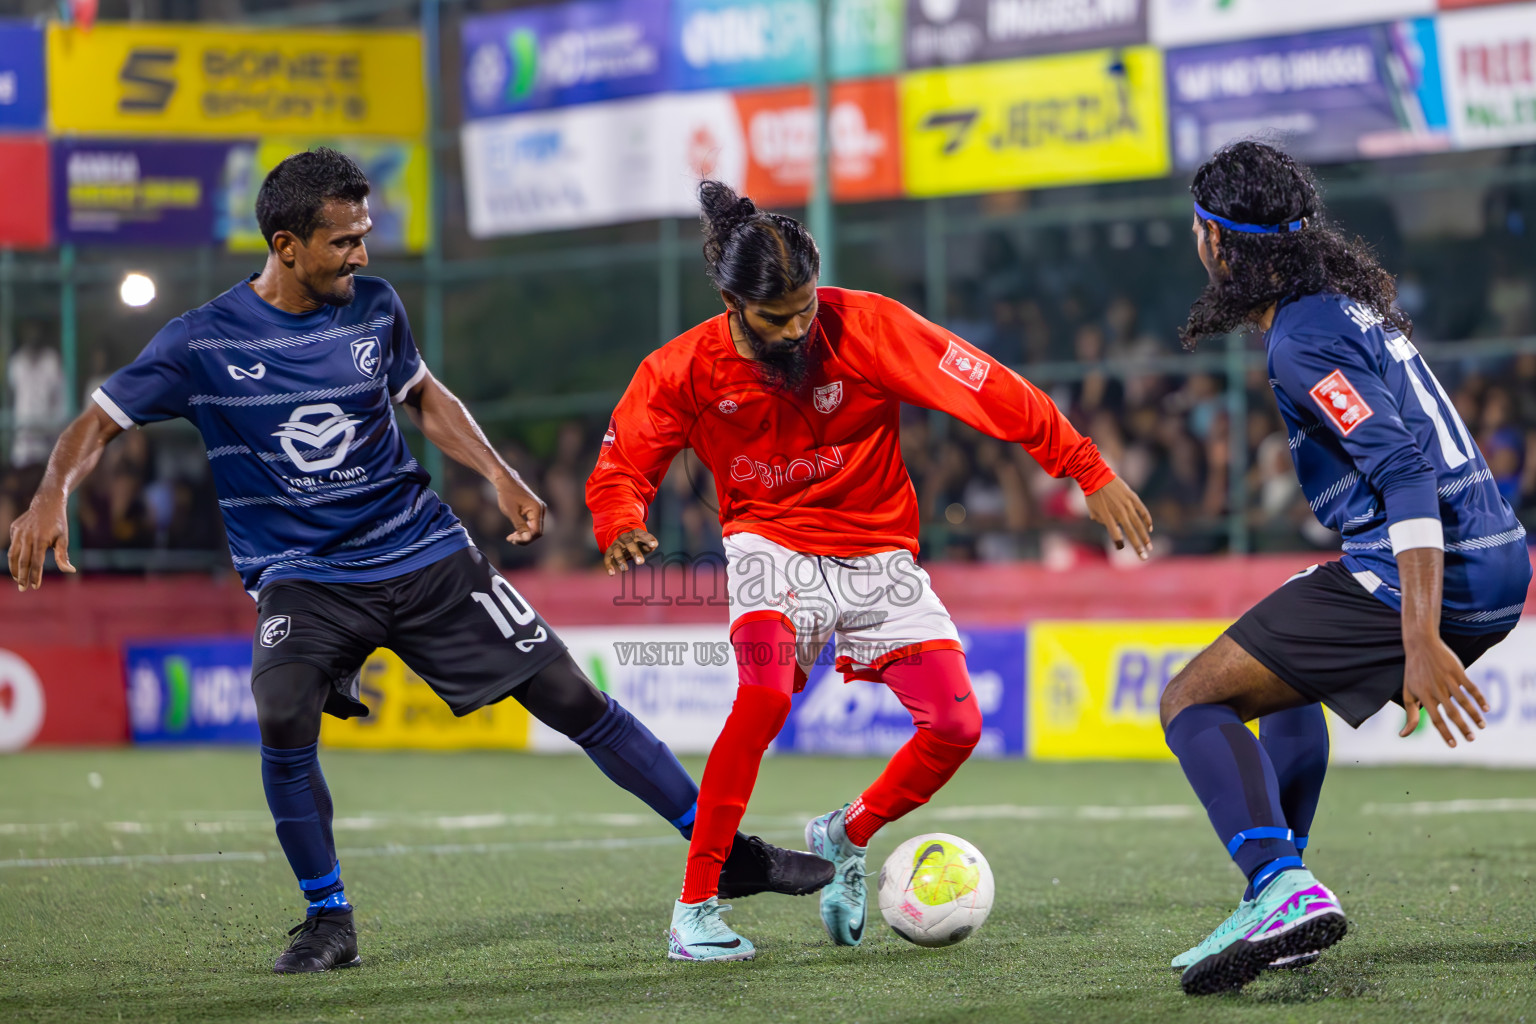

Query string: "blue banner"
[776, 627, 1026, 757]
[54, 139, 236, 246]
[1167, 19, 1450, 170]
[461, 0, 672, 118]
[125, 637, 260, 744]
[0, 22, 46, 131]
[672, 0, 903, 91]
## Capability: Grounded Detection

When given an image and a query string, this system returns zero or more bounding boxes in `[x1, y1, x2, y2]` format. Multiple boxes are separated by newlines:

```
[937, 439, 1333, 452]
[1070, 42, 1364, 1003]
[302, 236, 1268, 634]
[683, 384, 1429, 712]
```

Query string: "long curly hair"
[1179, 141, 1409, 349]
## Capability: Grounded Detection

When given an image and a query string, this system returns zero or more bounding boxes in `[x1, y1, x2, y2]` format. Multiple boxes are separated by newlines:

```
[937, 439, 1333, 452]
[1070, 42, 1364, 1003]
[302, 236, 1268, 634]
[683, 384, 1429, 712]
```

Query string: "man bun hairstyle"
[1180, 140, 1408, 348]
[699, 180, 820, 304]
[255, 146, 371, 250]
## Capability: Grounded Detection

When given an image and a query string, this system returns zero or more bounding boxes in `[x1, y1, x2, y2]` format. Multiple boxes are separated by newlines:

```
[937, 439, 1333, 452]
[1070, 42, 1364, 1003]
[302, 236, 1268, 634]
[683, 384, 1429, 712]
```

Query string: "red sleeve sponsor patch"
[939, 339, 990, 392]
[1308, 369, 1375, 435]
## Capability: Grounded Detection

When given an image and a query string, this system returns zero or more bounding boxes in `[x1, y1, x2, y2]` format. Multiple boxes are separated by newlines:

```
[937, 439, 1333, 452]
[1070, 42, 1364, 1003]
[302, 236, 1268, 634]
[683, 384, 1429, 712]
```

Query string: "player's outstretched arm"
[1397, 545, 1488, 747]
[400, 368, 546, 545]
[7, 404, 123, 591]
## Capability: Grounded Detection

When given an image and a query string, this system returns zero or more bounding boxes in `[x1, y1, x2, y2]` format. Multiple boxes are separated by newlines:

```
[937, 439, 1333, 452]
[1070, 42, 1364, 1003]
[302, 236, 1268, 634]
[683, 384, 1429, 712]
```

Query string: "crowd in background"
[5, 216, 1536, 574]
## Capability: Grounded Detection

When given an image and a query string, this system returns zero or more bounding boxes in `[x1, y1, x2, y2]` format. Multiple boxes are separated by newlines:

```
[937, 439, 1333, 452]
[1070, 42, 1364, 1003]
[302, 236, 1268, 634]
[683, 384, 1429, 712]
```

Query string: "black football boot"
[272, 908, 361, 974]
[717, 832, 835, 898]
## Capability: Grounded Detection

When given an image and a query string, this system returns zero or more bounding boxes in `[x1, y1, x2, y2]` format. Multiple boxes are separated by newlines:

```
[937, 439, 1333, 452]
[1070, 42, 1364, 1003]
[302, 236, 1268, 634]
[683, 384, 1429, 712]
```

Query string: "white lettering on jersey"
[728, 445, 844, 489]
[227, 362, 266, 381]
[272, 403, 361, 473]
[1344, 303, 1384, 334]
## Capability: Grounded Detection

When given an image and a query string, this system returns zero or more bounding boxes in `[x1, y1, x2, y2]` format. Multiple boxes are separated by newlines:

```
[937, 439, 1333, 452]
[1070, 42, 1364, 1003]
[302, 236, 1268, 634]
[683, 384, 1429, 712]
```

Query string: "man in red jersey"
[587, 182, 1153, 962]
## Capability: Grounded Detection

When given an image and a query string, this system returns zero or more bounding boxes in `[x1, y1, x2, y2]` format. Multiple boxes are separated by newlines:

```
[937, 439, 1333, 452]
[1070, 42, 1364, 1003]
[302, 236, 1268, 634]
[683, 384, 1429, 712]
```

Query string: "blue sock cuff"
[1226, 826, 1294, 856]
[1250, 856, 1305, 895]
[261, 742, 319, 766]
[300, 862, 342, 892]
[571, 697, 628, 748]
[307, 890, 352, 915]
[670, 802, 697, 831]
[1294, 835, 1308, 850]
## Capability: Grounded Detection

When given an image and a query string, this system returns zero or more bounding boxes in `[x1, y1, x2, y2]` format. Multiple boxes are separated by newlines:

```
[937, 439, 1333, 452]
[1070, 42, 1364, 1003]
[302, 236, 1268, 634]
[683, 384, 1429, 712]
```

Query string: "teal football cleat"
[666, 898, 755, 962]
[1171, 899, 1321, 971]
[805, 806, 868, 946]
[1178, 868, 1346, 995]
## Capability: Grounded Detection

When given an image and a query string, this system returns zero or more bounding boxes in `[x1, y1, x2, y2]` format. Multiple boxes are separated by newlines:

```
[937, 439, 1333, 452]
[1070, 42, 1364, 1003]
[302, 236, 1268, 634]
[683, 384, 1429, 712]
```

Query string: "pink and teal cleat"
[1177, 868, 1347, 995]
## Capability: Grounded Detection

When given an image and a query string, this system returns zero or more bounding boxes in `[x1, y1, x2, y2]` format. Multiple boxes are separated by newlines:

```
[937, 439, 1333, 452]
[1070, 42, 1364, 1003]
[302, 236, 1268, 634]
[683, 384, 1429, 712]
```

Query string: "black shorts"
[1225, 560, 1509, 728]
[250, 545, 567, 719]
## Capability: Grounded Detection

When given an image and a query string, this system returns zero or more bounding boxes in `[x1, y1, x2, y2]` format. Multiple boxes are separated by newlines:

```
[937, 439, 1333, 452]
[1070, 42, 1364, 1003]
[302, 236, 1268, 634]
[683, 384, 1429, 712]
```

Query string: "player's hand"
[7, 495, 76, 592]
[1400, 636, 1488, 747]
[495, 474, 547, 545]
[1084, 476, 1153, 560]
[604, 528, 659, 576]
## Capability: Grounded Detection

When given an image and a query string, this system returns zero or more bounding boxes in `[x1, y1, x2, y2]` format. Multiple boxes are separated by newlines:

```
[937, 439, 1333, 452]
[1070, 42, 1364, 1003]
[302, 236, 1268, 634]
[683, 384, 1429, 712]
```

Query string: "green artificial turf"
[0, 749, 1531, 1023]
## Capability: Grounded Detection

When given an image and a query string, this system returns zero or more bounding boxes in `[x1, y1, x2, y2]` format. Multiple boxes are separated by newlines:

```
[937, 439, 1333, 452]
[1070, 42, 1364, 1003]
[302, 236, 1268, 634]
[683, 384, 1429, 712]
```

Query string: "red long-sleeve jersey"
[587, 287, 1115, 557]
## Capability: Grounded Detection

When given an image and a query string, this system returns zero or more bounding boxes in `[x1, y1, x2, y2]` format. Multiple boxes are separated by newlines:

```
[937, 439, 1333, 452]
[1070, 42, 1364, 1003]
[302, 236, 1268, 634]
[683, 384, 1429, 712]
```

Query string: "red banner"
[736, 78, 902, 207]
[0, 137, 51, 249]
[0, 646, 127, 750]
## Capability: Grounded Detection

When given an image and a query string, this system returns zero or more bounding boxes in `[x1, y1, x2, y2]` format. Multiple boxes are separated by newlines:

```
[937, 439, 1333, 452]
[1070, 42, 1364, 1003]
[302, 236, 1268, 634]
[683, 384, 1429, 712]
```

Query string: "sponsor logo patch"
[259, 616, 291, 648]
[813, 381, 843, 413]
[227, 362, 266, 381]
[938, 340, 989, 391]
[601, 416, 617, 449]
[273, 403, 361, 473]
[1308, 369, 1374, 435]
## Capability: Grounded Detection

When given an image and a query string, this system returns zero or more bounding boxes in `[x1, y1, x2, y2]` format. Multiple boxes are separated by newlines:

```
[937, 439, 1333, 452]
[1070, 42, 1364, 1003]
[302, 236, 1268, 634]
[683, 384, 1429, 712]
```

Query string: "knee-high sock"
[571, 696, 700, 836]
[1165, 704, 1300, 895]
[844, 648, 981, 848]
[261, 742, 345, 903]
[1260, 703, 1328, 848]
[679, 616, 796, 904]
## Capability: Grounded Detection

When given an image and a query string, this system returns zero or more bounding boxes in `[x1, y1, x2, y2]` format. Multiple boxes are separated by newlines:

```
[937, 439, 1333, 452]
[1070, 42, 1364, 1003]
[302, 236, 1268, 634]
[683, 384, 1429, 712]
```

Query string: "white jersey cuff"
[1389, 517, 1444, 555]
[392, 362, 428, 405]
[92, 387, 136, 429]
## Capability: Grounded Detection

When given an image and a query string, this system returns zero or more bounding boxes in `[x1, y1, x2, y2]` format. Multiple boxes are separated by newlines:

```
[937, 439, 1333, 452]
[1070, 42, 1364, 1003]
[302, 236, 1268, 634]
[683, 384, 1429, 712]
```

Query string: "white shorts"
[723, 532, 961, 681]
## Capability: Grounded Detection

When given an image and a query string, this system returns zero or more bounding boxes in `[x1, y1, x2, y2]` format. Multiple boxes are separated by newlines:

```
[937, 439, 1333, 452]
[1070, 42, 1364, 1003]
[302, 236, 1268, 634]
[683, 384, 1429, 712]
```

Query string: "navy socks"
[1260, 703, 1328, 849]
[571, 697, 700, 836]
[1166, 704, 1301, 896]
[260, 742, 349, 908]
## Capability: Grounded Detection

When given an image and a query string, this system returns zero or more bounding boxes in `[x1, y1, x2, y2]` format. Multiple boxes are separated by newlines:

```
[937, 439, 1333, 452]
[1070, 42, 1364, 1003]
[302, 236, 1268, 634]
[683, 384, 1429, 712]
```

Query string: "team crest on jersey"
[350, 337, 380, 378]
[813, 381, 843, 414]
[601, 417, 617, 449]
[1309, 369, 1375, 435]
[938, 340, 989, 391]
[273, 403, 362, 472]
[718, 399, 739, 415]
[260, 616, 291, 647]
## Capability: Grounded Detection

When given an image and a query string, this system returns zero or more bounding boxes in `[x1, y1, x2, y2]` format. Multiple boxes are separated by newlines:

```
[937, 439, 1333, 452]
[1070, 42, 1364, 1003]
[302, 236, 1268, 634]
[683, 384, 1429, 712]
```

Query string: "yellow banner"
[1028, 620, 1228, 761]
[48, 24, 425, 137]
[225, 137, 431, 253]
[320, 649, 531, 751]
[900, 47, 1169, 197]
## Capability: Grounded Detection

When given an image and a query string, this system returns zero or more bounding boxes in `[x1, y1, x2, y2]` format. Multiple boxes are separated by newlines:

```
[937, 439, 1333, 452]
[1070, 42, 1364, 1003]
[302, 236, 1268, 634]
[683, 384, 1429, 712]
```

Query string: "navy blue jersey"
[94, 275, 467, 594]
[1266, 292, 1529, 633]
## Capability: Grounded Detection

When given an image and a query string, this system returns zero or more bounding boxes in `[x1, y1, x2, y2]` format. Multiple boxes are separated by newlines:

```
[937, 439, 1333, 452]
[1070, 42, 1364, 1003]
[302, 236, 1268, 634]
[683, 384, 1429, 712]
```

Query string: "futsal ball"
[876, 832, 993, 948]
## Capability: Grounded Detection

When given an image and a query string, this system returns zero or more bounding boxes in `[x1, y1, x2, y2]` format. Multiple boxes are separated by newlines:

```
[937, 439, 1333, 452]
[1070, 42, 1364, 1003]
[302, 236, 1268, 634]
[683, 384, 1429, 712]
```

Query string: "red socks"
[679, 616, 795, 904]
[842, 649, 980, 848]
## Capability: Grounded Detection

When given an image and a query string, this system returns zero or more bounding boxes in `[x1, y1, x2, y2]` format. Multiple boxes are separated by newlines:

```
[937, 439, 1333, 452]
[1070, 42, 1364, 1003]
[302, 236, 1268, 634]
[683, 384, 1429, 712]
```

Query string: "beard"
[320, 273, 357, 308]
[737, 312, 817, 394]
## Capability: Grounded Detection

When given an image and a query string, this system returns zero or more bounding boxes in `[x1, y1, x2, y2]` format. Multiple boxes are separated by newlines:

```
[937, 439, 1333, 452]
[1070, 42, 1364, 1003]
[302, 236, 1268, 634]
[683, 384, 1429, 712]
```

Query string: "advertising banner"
[461, 0, 671, 119]
[223, 137, 430, 253]
[54, 139, 233, 245]
[737, 77, 902, 205]
[320, 649, 532, 750]
[461, 90, 745, 236]
[1328, 619, 1536, 766]
[907, 0, 1148, 69]
[1028, 619, 1227, 760]
[1150, 0, 1435, 48]
[777, 627, 1027, 757]
[47, 24, 425, 137]
[0, 137, 50, 249]
[0, 21, 45, 130]
[900, 46, 1169, 197]
[0, 646, 126, 750]
[525, 626, 742, 754]
[124, 637, 259, 745]
[671, 0, 904, 91]
[1167, 19, 1450, 171]
[1439, 4, 1536, 149]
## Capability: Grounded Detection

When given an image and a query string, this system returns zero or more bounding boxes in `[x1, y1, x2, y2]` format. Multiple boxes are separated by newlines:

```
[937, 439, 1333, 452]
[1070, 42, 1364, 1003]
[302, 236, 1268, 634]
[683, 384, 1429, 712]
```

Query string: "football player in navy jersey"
[6, 148, 829, 974]
[1158, 141, 1531, 995]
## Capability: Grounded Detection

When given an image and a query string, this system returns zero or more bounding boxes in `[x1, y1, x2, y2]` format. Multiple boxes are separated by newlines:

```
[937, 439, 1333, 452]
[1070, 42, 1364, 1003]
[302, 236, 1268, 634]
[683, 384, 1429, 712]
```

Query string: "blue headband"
[1194, 200, 1304, 235]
